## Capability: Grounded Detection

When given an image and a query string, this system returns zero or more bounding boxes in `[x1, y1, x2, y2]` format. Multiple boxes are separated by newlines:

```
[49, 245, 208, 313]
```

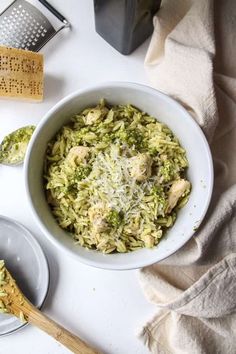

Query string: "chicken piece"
[88, 203, 108, 233]
[129, 154, 152, 182]
[167, 179, 190, 213]
[66, 146, 90, 165]
[142, 234, 155, 248]
[85, 107, 108, 125]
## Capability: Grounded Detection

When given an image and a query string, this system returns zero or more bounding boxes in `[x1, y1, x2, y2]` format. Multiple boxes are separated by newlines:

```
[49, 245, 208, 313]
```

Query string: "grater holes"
[0, 2, 55, 51]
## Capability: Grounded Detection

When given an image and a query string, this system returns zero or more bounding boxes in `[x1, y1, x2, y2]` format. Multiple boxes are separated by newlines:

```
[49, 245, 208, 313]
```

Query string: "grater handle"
[38, 0, 70, 25]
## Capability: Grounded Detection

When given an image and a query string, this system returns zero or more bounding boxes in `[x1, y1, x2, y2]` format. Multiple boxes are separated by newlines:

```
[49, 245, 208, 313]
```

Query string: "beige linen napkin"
[139, 0, 236, 353]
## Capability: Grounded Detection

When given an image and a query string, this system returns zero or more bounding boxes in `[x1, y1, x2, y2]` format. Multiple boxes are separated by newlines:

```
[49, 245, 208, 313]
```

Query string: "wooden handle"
[2, 266, 98, 353]
[26, 306, 100, 354]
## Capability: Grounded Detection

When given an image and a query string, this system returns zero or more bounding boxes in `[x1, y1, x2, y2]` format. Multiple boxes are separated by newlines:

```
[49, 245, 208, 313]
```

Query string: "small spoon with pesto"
[0, 126, 35, 166]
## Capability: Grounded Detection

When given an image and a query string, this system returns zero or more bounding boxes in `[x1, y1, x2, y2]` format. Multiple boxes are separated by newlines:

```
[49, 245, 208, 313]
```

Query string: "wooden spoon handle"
[27, 305, 100, 354]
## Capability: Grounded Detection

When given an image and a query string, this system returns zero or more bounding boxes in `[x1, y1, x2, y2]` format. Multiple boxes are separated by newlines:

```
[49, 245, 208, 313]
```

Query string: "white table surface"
[0, 1, 156, 353]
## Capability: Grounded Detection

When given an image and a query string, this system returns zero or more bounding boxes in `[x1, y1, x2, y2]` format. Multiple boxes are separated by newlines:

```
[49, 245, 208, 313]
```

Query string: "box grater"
[0, 0, 70, 52]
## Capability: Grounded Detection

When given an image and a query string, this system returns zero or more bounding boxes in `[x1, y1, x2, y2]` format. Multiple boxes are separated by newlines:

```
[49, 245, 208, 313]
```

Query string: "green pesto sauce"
[107, 209, 123, 228]
[0, 126, 35, 165]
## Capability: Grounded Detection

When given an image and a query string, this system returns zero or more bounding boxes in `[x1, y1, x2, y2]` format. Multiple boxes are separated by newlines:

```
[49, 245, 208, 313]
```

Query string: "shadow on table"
[44, 74, 66, 102]
[39, 245, 59, 312]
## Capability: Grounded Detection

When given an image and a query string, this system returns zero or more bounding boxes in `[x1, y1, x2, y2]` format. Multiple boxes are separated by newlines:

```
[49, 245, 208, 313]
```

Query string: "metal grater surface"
[0, 0, 56, 51]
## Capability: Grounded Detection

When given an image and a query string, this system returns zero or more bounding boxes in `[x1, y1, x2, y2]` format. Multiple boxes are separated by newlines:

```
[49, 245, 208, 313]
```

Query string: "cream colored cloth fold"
[139, 0, 236, 353]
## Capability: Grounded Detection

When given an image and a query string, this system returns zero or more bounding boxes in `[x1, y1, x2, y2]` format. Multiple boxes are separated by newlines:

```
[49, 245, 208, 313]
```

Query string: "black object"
[94, 0, 161, 55]
[38, 0, 69, 25]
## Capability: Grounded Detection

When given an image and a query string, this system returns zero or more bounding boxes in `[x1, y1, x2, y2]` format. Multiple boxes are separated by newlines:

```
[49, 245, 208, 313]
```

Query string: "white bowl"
[24, 82, 213, 270]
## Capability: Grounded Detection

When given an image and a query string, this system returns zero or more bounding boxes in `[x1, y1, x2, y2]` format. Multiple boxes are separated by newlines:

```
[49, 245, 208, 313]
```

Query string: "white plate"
[0, 215, 49, 336]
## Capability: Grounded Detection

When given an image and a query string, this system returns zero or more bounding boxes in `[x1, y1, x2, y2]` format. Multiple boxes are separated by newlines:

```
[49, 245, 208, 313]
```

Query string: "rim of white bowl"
[24, 82, 214, 270]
